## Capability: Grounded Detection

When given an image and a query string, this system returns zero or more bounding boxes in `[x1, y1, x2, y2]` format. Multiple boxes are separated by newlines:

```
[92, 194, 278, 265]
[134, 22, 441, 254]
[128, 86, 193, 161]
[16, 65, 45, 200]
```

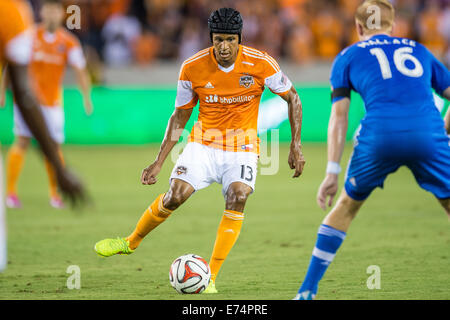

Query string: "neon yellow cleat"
[94, 237, 134, 257]
[203, 280, 218, 294]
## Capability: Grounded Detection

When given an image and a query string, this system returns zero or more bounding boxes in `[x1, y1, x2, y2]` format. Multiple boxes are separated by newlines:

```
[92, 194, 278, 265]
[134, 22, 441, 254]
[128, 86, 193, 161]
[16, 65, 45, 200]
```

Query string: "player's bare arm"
[73, 66, 93, 116]
[443, 87, 450, 134]
[0, 65, 8, 107]
[317, 97, 350, 210]
[8, 64, 85, 206]
[281, 86, 305, 178]
[141, 107, 193, 185]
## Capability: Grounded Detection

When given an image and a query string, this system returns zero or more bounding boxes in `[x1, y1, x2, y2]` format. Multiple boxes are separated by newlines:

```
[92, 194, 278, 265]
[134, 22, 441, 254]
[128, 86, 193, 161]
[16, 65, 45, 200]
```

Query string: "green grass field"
[0, 144, 449, 300]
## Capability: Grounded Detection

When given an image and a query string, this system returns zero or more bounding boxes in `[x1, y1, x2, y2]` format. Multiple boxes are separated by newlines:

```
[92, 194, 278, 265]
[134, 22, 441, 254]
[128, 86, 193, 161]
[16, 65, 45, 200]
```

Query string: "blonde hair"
[355, 0, 395, 34]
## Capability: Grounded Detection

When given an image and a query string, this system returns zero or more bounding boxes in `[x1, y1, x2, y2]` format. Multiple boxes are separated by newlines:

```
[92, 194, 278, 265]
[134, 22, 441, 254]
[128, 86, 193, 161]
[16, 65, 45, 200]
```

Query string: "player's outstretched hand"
[288, 143, 306, 178]
[55, 167, 86, 208]
[317, 174, 338, 210]
[141, 162, 162, 185]
[84, 98, 94, 116]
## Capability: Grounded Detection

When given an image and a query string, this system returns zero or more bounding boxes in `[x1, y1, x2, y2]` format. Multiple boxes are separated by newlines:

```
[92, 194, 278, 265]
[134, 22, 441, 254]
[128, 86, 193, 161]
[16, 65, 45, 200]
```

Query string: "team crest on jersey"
[175, 166, 187, 175]
[239, 75, 254, 88]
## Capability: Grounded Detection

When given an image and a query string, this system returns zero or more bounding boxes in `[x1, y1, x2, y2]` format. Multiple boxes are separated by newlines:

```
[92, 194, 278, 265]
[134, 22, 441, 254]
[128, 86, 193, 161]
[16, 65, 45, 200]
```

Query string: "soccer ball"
[169, 254, 211, 294]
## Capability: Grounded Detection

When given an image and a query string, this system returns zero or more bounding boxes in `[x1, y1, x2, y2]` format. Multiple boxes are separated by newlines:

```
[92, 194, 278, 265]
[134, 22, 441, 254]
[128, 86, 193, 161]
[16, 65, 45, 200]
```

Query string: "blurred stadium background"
[1, 0, 449, 145]
[33, 0, 450, 70]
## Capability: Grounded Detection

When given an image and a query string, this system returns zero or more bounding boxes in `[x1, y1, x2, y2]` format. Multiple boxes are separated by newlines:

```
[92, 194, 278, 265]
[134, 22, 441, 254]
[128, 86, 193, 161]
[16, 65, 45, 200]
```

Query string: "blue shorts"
[345, 131, 450, 201]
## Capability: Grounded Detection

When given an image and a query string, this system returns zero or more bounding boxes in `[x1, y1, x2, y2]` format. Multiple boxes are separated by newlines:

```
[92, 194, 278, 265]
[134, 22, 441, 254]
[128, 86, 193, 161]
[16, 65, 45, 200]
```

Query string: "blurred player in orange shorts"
[0, 0, 85, 272]
[95, 8, 306, 293]
[1, 0, 93, 209]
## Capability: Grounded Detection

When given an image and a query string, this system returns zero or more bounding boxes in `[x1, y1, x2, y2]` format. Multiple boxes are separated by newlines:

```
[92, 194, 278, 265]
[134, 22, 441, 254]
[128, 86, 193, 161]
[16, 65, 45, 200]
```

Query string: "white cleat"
[292, 291, 315, 300]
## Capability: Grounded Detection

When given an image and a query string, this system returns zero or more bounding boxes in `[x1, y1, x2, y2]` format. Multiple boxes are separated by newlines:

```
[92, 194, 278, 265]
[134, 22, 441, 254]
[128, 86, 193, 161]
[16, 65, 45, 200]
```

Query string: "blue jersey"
[330, 34, 450, 135]
[330, 34, 450, 201]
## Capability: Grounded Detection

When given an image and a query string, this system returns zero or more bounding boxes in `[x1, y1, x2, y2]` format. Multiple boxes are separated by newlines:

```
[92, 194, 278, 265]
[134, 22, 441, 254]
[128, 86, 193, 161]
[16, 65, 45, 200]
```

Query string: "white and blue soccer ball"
[169, 254, 211, 294]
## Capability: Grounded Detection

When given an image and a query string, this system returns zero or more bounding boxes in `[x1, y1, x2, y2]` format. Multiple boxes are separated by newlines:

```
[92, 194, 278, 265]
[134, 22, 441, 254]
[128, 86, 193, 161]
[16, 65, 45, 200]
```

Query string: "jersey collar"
[367, 33, 391, 40]
[43, 32, 57, 43]
[37, 25, 60, 43]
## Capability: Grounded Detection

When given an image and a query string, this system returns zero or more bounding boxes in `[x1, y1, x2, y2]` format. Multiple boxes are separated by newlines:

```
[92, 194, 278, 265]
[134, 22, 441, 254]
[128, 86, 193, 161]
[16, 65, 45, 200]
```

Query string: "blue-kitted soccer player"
[294, 0, 450, 300]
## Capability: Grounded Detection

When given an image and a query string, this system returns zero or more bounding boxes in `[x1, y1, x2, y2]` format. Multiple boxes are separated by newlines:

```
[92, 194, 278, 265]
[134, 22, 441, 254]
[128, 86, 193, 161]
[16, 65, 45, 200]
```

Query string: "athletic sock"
[6, 145, 26, 195]
[298, 224, 346, 295]
[45, 148, 65, 199]
[209, 210, 244, 282]
[126, 193, 173, 250]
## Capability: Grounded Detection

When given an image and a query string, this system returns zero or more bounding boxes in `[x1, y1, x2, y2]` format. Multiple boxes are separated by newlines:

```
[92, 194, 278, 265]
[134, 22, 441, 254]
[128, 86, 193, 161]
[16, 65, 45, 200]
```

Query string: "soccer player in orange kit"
[0, 0, 85, 272]
[95, 8, 305, 293]
[2, 0, 92, 209]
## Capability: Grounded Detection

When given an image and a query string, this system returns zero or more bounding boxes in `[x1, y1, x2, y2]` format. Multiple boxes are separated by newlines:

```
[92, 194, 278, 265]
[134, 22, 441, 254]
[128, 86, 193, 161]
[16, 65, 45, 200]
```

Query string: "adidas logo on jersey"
[204, 82, 214, 88]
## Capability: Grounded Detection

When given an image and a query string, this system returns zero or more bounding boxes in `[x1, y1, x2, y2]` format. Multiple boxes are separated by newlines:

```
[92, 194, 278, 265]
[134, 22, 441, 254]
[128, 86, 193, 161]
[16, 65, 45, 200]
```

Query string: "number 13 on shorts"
[240, 165, 254, 182]
[221, 152, 258, 196]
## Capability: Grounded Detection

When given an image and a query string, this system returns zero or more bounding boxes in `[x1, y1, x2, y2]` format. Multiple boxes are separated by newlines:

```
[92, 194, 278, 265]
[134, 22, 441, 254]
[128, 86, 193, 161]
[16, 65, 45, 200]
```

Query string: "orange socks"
[7, 145, 65, 199]
[126, 193, 173, 250]
[126, 197, 243, 281]
[44, 148, 65, 198]
[209, 210, 244, 282]
[6, 145, 26, 195]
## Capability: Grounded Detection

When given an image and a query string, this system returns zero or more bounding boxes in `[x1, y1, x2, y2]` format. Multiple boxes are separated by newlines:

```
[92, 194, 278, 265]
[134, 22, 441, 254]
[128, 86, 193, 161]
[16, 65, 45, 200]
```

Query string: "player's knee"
[225, 188, 249, 209]
[163, 191, 186, 210]
[164, 187, 192, 211]
[163, 179, 194, 210]
[163, 193, 183, 210]
[340, 196, 357, 213]
[336, 193, 362, 218]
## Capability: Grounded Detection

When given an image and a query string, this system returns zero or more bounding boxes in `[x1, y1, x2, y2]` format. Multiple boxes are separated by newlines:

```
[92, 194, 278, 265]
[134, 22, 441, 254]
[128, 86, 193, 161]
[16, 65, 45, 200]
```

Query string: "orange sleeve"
[261, 52, 281, 79]
[0, 0, 34, 65]
[65, 31, 82, 50]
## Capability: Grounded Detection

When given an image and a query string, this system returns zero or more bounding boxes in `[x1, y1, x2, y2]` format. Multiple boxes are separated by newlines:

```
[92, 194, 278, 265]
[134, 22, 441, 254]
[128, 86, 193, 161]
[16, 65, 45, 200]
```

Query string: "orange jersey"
[29, 26, 86, 107]
[176, 45, 292, 154]
[0, 0, 33, 67]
